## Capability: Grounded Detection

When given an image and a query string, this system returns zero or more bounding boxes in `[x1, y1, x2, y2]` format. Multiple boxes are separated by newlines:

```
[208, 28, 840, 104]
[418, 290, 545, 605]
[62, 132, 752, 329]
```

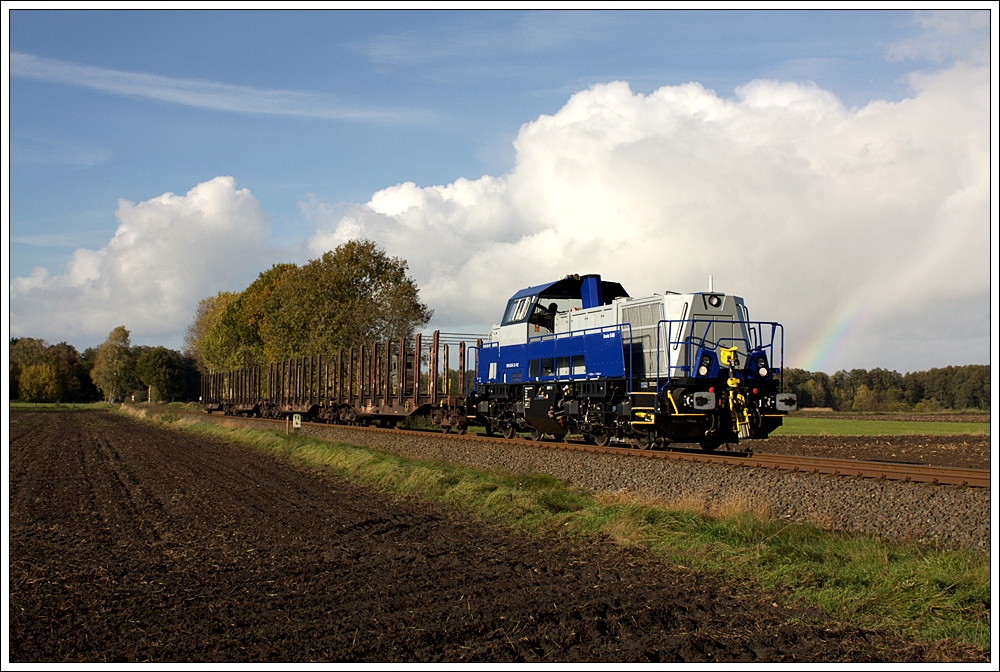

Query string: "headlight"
[755, 356, 768, 377]
[697, 355, 711, 376]
[707, 295, 721, 307]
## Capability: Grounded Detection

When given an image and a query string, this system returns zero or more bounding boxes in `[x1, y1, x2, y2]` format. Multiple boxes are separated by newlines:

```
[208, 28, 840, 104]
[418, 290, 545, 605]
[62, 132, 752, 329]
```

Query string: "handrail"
[653, 319, 785, 391]
[474, 319, 786, 397]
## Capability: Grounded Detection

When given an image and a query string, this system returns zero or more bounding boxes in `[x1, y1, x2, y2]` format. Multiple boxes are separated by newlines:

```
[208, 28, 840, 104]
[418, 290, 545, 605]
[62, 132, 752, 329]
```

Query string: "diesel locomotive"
[202, 273, 796, 450]
[469, 274, 796, 449]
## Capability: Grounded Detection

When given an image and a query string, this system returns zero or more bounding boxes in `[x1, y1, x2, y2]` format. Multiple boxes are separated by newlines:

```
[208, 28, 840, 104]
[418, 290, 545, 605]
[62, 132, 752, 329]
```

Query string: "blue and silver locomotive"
[470, 274, 797, 449]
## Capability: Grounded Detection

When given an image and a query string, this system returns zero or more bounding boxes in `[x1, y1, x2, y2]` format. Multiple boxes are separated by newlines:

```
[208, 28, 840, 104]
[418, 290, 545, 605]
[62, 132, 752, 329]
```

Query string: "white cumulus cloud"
[11, 176, 277, 348]
[306, 62, 990, 372]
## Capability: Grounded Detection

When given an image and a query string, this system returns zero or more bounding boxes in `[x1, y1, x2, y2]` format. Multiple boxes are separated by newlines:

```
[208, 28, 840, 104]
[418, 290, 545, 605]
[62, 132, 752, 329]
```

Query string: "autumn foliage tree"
[184, 291, 236, 374]
[188, 240, 432, 372]
[17, 363, 62, 402]
[90, 326, 138, 402]
[9, 337, 100, 402]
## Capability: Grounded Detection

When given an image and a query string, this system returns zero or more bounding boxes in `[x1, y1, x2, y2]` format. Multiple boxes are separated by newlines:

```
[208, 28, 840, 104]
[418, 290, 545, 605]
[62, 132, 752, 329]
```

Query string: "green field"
[772, 417, 990, 436]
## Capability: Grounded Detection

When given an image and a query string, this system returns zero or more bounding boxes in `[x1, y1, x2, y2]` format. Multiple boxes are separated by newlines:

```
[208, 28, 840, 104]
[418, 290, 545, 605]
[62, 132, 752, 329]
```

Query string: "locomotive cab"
[491, 274, 629, 345]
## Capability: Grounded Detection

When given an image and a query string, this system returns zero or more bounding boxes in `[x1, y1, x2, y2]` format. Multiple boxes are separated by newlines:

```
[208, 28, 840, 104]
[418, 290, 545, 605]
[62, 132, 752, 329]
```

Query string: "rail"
[194, 413, 991, 489]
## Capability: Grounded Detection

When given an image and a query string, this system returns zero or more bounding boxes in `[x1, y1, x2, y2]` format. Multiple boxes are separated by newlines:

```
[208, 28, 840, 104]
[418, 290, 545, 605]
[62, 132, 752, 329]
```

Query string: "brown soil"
[758, 435, 991, 470]
[9, 411, 983, 662]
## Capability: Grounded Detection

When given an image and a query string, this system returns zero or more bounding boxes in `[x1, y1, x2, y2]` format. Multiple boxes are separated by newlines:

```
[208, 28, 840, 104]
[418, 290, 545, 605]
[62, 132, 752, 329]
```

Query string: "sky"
[5, 9, 996, 374]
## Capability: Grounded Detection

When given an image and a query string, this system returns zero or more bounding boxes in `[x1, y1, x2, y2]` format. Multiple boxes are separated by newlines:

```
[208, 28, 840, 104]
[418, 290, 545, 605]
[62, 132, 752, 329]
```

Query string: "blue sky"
[6, 9, 995, 373]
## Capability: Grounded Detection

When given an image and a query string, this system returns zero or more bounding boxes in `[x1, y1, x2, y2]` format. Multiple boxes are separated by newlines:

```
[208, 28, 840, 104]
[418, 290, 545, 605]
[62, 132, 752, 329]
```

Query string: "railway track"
[199, 412, 991, 489]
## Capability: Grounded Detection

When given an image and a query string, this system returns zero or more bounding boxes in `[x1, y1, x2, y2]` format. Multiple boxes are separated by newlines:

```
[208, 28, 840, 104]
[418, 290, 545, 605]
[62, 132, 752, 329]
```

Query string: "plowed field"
[8, 411, 977, 662]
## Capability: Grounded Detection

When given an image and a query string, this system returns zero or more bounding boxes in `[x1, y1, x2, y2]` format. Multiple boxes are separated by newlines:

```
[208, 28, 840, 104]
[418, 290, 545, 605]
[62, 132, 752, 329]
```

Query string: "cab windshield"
[502, 295, 537, 324]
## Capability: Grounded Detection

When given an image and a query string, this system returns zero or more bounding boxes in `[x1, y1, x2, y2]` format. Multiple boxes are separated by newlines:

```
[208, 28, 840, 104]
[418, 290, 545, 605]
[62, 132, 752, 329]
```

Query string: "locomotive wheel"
[528, 428, 543, 441]
[591, 430, 612, 447]
[699, 440, 721, 452]
[632, 432, 652, 450]
[501, 424, 517, 439]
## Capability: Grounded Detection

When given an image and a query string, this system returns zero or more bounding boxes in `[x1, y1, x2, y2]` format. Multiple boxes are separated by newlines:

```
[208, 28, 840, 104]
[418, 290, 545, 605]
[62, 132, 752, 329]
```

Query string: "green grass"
[773, 417, 990, 436]
[9, 401, 110, 411]
[121, 407, 991, 653]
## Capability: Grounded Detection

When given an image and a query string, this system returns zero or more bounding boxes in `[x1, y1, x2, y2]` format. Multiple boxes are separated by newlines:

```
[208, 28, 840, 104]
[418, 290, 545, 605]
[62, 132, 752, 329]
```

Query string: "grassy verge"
[9, 401, 110, 411]
[773, 417, 990, 436]
[124, 408, 990, 652]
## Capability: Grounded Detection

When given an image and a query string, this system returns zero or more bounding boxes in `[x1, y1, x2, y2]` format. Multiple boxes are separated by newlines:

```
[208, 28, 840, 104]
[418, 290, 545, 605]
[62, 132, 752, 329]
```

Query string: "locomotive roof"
[508, 275, 629, 304]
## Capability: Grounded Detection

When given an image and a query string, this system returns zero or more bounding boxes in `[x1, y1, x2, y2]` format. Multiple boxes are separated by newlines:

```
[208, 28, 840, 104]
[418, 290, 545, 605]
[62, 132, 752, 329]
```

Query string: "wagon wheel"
[444, 410, 464, 434]
[528, 428, 543, 442]
[501, 424, 517, 439]
[455, 424, 468, 435]
[482, 420, 494, 436]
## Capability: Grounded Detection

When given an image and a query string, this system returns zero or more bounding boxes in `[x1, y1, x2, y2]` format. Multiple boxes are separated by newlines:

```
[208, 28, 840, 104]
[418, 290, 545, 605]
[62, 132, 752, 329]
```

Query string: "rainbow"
[795, 300, 872, 373]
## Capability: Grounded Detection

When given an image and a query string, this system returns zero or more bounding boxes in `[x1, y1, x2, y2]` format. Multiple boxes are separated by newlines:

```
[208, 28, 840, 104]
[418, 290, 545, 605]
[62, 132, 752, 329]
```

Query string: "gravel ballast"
[201, 415, 990, 551]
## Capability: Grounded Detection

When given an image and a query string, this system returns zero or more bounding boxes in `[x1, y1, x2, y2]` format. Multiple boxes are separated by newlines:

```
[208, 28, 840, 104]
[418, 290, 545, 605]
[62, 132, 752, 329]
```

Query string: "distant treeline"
[10, 329, 200, 404]
[784, 365, 990, 412]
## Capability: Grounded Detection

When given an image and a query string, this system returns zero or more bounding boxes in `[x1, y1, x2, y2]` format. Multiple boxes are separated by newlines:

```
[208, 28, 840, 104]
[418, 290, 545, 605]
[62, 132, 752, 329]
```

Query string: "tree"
[45, 342, 84, 402]
[269, 240, 432, 357]
[184, 291, 238, 373]
[191, 240, 433, 369]
[204, 264, 297, 370]
[18, 363, 61, 403]
[9, 337, 49, 400]
[90, 326, 138, 402]
[136, 347, 185, 402]
[77, 347, 103, 401]
[852, 384, 879, 412]
[9, 337, 99, 402]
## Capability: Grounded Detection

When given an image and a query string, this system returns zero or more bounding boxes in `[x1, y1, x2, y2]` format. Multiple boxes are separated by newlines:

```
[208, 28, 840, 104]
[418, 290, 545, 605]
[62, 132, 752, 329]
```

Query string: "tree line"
[184, 240, 432, 374]
[783, 365, 990, 412]
[10, 327, 199, 404]
[10, 240, 430, 404]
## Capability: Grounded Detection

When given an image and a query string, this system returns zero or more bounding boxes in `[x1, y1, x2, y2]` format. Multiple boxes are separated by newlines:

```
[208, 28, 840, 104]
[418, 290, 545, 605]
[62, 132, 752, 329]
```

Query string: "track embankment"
[15, 409, 979, 662]
[191, 414, 990, 550]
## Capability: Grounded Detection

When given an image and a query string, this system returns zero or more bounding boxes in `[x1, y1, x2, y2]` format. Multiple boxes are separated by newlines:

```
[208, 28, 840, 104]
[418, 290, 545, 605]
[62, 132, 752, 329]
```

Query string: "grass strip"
[129, 408, 991, 652]
[9, 402, 110, 412]
[773, 417, 990, 436]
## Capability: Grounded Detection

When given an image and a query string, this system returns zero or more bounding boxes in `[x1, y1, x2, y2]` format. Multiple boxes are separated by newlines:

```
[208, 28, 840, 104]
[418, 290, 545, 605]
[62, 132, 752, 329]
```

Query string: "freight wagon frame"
[201, 332, 484, 432]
